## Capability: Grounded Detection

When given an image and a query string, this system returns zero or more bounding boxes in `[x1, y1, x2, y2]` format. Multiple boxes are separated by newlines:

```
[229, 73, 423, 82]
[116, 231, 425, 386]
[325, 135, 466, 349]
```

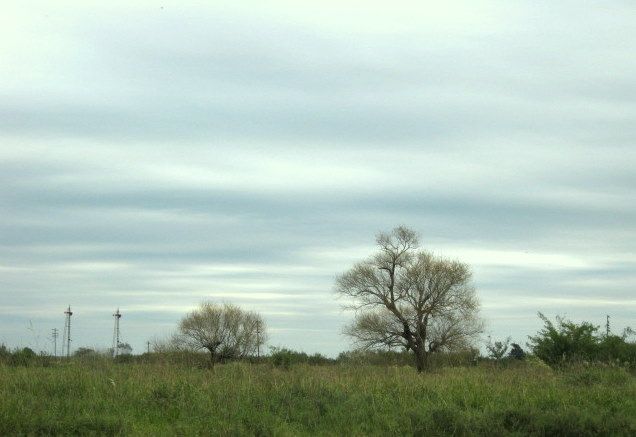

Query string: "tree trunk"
[413, 346, 428, 373]
[207, 349, 216, 367]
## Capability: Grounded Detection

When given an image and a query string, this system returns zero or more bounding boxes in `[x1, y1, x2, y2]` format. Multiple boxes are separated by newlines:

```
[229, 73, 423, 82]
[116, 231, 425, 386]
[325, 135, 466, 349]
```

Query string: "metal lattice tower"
[52, 328, 58, 357]
[112, 308, 122, 358]
[606, 315, 611, 336]
[62, 306, 73, 358]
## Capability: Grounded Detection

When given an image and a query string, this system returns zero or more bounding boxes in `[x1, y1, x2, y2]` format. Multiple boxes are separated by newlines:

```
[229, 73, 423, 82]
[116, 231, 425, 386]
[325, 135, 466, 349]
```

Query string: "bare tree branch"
[336, 227, 483, 372]
[177, 302, 266, 364]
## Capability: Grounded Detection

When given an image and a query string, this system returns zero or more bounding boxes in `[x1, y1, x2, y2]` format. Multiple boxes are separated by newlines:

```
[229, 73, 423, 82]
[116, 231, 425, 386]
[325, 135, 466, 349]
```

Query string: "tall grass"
[1, 361, 634, 435]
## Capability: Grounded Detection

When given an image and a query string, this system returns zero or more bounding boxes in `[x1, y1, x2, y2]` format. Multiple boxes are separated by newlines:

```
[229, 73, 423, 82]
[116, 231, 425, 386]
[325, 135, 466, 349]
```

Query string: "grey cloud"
[2, 1, 635, 355]
[4, 5, 636, 146]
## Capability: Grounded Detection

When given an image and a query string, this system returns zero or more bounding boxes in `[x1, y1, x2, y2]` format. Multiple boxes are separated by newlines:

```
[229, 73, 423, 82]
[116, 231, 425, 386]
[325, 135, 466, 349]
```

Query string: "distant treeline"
[0, 346, 483, 369]
[2, 314, 634, 370]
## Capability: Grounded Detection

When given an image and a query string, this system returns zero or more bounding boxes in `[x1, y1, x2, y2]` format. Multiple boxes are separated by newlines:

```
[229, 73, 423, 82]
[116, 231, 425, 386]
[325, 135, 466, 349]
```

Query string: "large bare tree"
[178, 302, 266, 365]
[336, 227, 483, 372]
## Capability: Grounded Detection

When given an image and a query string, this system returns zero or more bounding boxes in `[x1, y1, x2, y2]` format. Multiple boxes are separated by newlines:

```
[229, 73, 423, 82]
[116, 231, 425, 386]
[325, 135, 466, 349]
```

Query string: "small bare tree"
[178, 302, 266, 365]
[336, 226, 483, 372]
[486, 336, 511, 361]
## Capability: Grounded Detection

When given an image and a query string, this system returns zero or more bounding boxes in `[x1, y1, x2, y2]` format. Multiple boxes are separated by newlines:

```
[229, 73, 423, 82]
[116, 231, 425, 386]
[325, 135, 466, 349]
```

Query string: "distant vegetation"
[3, 314, 634, 370]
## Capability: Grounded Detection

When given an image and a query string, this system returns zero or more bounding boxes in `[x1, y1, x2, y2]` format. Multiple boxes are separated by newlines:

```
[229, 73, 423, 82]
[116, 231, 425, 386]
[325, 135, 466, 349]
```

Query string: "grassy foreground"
[1, 361, 635, 436]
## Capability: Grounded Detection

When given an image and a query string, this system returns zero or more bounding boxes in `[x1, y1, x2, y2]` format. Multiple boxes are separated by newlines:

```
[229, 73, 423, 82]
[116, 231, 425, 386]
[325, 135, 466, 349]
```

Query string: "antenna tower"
[62, 306, 73, 358]
[112, 308, 122, 358]
[52, 328, 58, 357]
[606, 315, 611, 336]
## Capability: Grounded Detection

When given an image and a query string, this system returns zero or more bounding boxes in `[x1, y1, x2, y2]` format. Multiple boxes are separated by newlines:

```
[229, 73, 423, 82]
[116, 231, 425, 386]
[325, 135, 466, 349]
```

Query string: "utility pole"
[112, 308, 122, 358]
[606, 315, 611, 336]
[52, 328, 58, 357]
[62, 306, 73, 358]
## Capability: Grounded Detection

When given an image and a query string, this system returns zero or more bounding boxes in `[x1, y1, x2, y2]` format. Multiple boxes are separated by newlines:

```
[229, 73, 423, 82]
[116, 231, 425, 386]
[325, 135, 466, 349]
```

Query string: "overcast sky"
[1, 1, 635, 356]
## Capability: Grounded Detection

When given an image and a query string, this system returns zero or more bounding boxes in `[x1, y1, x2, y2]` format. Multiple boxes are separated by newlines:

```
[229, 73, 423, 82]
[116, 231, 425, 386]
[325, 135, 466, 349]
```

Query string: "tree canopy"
[178, 302, 266, 364]
[335, 226, 483, 371]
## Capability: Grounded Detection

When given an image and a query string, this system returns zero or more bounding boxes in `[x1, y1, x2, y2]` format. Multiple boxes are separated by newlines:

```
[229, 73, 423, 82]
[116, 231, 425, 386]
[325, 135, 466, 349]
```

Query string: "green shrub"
[528, 313, 599, 365]
[508, 343, 526, 360]
[598, 334, 636, 367]
[0, 344, 10, 362]
[269, 347, 309, 368]
[10, 347, 38, 366]
[307, 353, 334, 365]
[337, 349, 413, 366]
[527, 313, 635, 368]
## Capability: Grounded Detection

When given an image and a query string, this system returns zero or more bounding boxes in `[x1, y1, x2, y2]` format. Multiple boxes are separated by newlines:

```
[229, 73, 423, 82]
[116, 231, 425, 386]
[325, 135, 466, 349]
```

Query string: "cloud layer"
[2, 1, 635, 355]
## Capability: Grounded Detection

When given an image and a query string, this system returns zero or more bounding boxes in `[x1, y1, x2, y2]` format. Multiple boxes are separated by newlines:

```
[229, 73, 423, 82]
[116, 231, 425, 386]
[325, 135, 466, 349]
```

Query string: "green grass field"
[1, 361, 635, 436]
